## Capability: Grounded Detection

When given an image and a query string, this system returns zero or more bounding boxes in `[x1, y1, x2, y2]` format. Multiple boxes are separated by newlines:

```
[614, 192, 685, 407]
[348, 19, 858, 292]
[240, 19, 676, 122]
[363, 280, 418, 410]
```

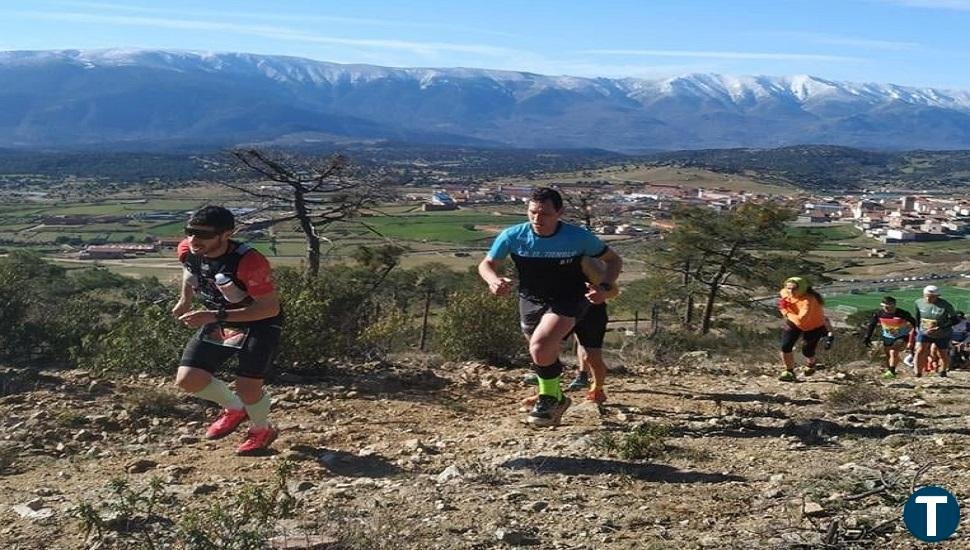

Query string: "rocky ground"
[1, 352, 969, 549]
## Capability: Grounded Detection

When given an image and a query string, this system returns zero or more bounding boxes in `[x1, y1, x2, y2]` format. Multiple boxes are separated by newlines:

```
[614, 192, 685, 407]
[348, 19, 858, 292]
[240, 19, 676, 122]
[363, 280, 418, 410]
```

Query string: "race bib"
[884, 327, 903, 337]
[921, 319, 939, 331]
[201, 325, 249, 349]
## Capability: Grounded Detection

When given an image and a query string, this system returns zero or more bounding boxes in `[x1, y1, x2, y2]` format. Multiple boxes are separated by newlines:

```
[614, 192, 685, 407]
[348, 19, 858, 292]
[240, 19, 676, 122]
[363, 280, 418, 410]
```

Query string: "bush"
[74, 305, 193, 376]
[359, 305, 418, 357]
[275, 267, 382, 370]
[590, 422, 670, 460]
[820, 330, 868, 368]
[73, 461, 297, 549]
[434, 289, 522, 365]
[178, 461, 297, 549]
[123, 387, 183, 418]
[0, 253, 160, 368]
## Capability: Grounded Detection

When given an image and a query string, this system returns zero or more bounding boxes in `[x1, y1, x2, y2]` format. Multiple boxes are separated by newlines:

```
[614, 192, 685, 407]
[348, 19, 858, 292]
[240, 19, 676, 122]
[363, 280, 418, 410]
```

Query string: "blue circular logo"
[903, 486, 960, 542]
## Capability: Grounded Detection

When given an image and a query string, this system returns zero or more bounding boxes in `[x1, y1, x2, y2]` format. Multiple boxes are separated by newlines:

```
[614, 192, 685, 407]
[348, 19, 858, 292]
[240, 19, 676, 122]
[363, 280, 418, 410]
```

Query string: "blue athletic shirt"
[487, 221, 608, 303]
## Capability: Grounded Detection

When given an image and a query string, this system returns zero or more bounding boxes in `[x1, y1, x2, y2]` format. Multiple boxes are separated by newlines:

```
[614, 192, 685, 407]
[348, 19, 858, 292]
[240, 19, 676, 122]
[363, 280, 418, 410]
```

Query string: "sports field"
[827, 286, 970, 312]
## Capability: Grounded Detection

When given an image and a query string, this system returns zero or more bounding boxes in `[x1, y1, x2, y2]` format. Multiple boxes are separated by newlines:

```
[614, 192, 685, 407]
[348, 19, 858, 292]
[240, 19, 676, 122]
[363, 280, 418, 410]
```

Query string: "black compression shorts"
[180, 321, 283, 379]
[780, 322, 826, 357]
[518, 295, 590, 336]
[574, 303, 607, 349]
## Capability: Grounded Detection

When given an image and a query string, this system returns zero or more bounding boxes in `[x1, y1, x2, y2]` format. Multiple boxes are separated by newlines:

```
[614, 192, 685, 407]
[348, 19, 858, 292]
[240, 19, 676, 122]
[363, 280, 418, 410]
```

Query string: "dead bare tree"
[224, 148, 383, 278]
[564, 189, 599, 229]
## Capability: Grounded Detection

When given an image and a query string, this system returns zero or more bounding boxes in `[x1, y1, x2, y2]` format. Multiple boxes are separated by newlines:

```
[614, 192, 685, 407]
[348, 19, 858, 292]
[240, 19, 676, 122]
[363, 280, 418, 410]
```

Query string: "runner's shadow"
[292, 446, 402, 478]
[632, 388, 822, 406]
[0, 368, 63, 397]
[272, 363, 448, 397]
[670, 418, 895, 444]
[694, 391, 822, 406]
[921, 384, 970, 393]
[500, 456, 744, 483]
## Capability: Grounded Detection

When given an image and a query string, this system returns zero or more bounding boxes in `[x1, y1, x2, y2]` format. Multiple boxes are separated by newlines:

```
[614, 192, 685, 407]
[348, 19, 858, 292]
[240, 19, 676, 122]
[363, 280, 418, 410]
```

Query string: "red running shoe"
[237, 426, 278, 455]
[586, 389, 607, 404]
[205, 408, 248, 440]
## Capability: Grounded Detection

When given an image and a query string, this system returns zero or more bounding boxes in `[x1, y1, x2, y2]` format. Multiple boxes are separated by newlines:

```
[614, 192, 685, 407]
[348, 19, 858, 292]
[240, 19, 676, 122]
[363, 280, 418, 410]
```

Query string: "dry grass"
[826, 384, 893, 409]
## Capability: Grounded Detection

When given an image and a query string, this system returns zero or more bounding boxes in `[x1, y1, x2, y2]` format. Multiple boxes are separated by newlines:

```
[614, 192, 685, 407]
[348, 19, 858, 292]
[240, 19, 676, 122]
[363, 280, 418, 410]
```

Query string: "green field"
[788, 224, 863, 241]
[352, 210, 525, 243]
[827, 286, 970, 312]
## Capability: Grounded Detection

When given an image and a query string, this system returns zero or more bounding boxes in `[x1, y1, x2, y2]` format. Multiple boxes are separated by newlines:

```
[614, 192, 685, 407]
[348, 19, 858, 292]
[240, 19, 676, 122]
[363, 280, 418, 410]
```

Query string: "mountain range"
[4, 49, 970, 152]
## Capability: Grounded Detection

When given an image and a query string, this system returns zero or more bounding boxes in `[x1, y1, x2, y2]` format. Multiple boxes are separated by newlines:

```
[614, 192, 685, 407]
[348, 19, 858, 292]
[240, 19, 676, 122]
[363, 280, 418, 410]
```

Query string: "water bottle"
[215, 273, 248, 304]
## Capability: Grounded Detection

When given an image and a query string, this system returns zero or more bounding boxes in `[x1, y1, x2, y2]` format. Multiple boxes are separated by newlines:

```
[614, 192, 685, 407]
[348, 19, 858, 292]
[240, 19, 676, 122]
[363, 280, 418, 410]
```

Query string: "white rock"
[12, 505, 53, 520]
[436, 465, 463, 484]
[804, 502, 825, 517]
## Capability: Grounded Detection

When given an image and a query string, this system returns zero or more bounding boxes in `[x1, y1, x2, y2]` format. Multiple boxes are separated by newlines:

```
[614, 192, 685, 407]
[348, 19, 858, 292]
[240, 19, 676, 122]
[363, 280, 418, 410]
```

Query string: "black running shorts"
[518, 295, 590, 336]
[780, 322, 826, 358]
[180, 321, 283, 379]
[574, 303, 608, 349]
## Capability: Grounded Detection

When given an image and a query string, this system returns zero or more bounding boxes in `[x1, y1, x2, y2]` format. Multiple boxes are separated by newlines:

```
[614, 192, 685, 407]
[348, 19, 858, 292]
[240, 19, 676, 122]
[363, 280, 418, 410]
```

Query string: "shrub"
[123, 387, 183, 418]
[820, 331, 868, 368]
[274, 267, 381, 370]
[74, 305, 193, 376]
[0, 253, 159, 367]
[73, 461, 297, 549]
[434, 289, 522, 365]
[176, 460, 296, 549]
[590, 422, 670, 460]
[359, 305, 418, 357]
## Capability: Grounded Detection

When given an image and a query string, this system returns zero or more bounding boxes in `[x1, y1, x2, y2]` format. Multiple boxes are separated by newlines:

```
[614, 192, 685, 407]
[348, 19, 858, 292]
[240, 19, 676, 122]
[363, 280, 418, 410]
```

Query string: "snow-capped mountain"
[3, 48, 970, 151]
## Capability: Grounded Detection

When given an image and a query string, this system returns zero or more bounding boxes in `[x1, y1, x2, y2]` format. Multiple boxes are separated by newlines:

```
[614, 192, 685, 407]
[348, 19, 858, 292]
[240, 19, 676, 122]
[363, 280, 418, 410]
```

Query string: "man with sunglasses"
[861, 296, 916, 380]
[172, 206, 283, 455]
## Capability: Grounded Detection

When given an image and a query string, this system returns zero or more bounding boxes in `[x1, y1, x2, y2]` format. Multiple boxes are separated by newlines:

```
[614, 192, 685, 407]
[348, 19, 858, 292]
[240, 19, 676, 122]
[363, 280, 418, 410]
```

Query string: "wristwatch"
[215, 307, 228, 322]
[597, 282, 614, 292]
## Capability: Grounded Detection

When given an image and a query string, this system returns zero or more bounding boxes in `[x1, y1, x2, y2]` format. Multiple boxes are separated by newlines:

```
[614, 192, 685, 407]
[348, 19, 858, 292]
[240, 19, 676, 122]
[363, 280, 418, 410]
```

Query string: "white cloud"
[9, 11, 522, 57]
[759, 31, 918, 51]
[50, 1, 516, 37]
[579, 49, 861, 62]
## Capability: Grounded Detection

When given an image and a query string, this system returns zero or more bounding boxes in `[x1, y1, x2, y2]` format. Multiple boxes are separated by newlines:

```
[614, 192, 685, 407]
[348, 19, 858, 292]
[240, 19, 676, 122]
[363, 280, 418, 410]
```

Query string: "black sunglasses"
[184, 227, 222, 239]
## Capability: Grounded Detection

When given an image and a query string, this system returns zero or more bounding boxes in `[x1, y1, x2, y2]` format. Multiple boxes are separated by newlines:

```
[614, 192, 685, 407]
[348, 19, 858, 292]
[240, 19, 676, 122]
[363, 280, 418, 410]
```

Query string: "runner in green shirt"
[914, 285, 957, 377]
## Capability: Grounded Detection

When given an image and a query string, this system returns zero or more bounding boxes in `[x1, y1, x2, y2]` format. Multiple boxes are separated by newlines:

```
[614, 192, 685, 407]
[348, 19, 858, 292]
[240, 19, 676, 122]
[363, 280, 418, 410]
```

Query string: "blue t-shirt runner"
[487, 220, 609, 308]
[479, 187, 621, 429]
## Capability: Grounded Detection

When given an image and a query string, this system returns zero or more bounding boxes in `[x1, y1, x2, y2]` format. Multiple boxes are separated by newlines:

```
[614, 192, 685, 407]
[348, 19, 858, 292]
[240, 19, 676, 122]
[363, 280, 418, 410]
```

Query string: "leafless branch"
[219, 180, 290, 202]
[911, 462, 933, 494]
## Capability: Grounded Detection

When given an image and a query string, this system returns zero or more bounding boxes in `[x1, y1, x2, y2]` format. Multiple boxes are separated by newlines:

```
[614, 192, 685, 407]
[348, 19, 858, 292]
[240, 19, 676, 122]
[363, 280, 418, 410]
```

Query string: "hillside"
[642, 146, 970, 190]
[2, 355, 968, 548]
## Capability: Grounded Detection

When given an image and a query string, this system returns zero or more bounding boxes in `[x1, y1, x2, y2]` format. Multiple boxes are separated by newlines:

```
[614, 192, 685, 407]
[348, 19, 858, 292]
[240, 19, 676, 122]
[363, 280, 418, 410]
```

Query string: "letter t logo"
[916, 496, 949, 537]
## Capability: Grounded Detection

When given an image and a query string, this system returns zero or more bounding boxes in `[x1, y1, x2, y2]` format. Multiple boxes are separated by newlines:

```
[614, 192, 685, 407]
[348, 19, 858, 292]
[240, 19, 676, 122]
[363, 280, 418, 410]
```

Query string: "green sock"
[192, 378, 244, 410]
[537, 376, 562, 401]
[244, 393, 271, 428]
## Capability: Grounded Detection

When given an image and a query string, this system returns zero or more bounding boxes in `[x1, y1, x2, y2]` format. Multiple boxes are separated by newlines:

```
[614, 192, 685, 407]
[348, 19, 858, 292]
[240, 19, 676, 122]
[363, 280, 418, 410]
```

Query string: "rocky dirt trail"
[1, 354, 969, 549]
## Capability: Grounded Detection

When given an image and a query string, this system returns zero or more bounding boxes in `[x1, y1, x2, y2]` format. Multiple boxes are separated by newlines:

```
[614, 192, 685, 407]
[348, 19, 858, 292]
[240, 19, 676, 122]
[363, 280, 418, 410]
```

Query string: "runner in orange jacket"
[777, 276, 831, 382]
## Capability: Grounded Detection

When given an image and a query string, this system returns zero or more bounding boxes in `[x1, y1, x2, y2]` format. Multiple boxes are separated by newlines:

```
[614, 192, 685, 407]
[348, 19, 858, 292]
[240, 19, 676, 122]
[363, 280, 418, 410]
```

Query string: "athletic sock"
[534, 360, 564, 401]
[192, 378, 244, 410]
[244, 392, 272, 428]
[537, 376, 562, 401]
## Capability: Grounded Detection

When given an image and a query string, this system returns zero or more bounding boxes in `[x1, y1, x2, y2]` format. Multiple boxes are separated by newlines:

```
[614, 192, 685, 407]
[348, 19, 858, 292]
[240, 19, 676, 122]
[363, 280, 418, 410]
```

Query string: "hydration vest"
[181, 241, 255, 310]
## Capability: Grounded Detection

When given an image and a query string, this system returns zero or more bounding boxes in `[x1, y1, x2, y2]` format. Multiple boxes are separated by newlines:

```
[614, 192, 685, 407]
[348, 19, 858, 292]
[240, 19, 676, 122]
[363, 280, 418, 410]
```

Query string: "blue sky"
[1, 0, 969, 89]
